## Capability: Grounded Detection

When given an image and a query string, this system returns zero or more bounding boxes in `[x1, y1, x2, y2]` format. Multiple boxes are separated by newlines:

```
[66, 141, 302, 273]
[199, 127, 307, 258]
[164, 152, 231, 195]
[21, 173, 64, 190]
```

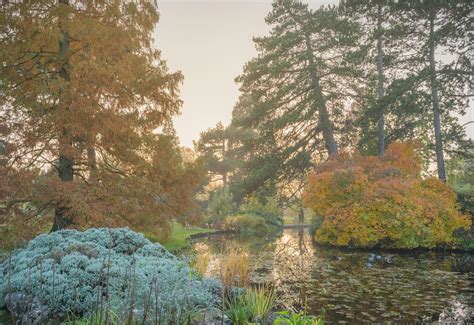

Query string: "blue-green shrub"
[0, 228, 220, 321]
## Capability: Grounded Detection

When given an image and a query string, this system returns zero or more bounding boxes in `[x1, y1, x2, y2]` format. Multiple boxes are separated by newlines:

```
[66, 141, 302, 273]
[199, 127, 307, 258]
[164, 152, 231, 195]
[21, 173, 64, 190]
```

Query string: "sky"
[154, 0, 473, 148]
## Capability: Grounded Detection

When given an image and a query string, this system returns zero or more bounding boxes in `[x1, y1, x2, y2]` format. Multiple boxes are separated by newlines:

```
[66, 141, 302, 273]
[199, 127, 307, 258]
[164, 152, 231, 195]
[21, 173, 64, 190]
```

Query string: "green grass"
[147, 222, 213, 251]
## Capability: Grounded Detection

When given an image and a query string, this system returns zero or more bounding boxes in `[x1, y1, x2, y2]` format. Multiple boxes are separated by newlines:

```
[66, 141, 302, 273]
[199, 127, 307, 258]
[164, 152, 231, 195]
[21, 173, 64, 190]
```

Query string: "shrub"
[239, 195, 283, 227]
[308, 215, 324, 238]
[224, 295, 251, 325]
[0, 228, 220, 322]
[244, 284, 278, 322]
[226, 214, 269, 235]
[304, 142, 471, 249]
[447, 153, 474, 217]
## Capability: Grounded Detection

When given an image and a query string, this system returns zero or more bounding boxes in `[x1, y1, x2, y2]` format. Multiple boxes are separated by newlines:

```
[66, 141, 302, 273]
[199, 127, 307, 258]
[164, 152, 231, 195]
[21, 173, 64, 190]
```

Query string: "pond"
[191, 228, 473, 323]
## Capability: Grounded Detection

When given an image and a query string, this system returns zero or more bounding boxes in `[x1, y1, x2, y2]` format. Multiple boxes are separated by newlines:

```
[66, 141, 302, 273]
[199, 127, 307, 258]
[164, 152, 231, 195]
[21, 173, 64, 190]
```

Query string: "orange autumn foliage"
[303, 142, 471, 249]
[0, 2, 202, 248]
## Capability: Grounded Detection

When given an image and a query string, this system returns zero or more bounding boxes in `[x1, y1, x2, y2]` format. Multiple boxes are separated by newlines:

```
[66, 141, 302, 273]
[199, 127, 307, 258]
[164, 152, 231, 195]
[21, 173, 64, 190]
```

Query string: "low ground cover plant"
[0, 228, 220, 323]
[274, 310, 325, 325]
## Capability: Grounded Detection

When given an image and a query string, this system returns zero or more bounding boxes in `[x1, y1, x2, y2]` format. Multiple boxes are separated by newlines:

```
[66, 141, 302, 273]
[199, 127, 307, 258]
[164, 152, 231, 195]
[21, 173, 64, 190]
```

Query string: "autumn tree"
[0, 1, 198, 240]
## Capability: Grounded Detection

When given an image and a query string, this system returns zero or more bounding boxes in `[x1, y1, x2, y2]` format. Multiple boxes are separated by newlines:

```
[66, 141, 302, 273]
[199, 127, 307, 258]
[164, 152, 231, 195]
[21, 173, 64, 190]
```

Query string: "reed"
[194, 252, 210, 277]
[220, 250, 249, 287]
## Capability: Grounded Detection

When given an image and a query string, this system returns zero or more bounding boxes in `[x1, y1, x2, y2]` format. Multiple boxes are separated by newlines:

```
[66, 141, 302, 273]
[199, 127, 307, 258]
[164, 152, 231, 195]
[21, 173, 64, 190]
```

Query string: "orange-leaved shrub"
[303, 142, 471, 249]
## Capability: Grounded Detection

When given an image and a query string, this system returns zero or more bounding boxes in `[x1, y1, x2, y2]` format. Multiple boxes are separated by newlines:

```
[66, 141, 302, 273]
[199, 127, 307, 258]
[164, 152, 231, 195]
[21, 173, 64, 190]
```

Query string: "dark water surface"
[191, 228, 473, 324]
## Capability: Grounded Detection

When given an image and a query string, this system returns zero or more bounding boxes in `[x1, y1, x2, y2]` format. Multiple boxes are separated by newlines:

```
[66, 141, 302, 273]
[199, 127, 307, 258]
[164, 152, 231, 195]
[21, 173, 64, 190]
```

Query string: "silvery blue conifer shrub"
[0, 228, 220, 321]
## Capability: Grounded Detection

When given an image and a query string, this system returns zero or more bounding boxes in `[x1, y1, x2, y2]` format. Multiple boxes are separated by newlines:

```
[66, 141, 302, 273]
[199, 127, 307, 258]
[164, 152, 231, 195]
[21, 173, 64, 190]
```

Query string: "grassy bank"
[147, 222, 214, 251]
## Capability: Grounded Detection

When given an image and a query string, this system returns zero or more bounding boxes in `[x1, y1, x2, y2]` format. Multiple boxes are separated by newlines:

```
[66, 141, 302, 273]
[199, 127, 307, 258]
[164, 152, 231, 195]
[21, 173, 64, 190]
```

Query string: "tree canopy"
[0, 0, 200, 243]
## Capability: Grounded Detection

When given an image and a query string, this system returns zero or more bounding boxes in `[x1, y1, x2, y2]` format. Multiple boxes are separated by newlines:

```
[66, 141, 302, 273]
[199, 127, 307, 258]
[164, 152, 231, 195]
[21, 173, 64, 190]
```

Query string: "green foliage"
[224, 295, 252, 325]
[304, 143, 471, 249]
[244, 285, 278, 323]
[207, 187, 235, 222]
[0, 228, 220, 322]
[146, 221, 212, 251]
[196, 122, 240, 187]
[239, 195, 283, 227]
[447, 152, 474, 217]
[274, 311, 324, 325]
[226, 214, 268, 235]
[224, 194, 283, 235]
[227, 1, 363, 203]
[224, 285, 278, 324]
[308, 215, 324, 238]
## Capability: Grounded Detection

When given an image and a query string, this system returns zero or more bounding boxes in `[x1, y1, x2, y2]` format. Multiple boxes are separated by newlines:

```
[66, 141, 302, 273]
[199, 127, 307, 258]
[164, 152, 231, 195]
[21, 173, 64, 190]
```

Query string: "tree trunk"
[304, 34, 339, 157]
[298, 206, 304, 223]
[376, 3, 385, 156]
[52, 0, 74, 231]
[428, 11, 447, 182]
[222, 137, 227, 187]
[87, 146, 97, 182]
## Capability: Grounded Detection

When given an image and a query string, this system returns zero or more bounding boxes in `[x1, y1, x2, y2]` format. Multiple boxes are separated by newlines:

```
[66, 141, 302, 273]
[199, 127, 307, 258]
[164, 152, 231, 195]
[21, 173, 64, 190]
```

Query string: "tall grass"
[193, 252, 210, 277]
[220, 250, 249, 287]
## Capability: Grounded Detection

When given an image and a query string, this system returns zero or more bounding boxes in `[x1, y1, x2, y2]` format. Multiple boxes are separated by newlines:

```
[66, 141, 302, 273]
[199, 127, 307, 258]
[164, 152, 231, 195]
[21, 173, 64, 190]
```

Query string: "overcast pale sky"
[154, 0, 473, 148]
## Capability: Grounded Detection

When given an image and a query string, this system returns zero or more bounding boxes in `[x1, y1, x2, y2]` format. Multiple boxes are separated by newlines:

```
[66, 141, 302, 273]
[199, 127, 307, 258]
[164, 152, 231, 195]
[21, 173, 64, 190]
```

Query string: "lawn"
[147, 222, 214, 251]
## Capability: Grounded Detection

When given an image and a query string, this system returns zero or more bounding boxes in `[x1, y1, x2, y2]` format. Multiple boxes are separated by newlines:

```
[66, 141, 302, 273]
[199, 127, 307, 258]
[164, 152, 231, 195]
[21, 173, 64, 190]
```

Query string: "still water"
[191, 228, 473, 323]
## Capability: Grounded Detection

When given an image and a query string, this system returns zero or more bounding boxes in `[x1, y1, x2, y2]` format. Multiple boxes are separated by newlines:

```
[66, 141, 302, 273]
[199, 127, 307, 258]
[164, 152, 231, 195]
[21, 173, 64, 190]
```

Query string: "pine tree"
[396, 0, 471, 181]
[195, 122, 232, 187]
[346, 0, 471, 173]
[230, 0, 362, 201]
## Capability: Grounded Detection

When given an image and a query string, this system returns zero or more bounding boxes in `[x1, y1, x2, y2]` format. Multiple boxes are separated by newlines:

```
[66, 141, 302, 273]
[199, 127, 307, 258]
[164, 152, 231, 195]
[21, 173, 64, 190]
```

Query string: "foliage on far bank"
[304, 142, 471, 249]
[206, 187, 235, 225]
[206, 188, 283, 235]
[146, 221, 212, 251]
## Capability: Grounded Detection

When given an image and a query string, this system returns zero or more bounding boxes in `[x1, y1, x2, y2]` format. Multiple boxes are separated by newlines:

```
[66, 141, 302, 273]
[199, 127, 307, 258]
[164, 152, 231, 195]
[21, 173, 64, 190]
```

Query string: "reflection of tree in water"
[271, 227, 316, 311]
[191, 229, 473, 323]
[191, 231, 282, 281]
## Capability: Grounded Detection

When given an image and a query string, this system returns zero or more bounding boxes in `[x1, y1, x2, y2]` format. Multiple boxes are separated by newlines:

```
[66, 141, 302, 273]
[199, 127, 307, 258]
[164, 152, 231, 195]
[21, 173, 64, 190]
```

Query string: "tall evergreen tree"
[196, 122, 234, 187]
[345, 0, 471, 173]
[397, 0, 472, 181]
[230, 0, 362, 202]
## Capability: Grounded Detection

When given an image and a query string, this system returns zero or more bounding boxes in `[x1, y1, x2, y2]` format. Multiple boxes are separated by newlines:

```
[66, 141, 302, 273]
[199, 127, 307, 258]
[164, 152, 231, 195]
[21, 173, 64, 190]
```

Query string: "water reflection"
[191, 228, 473, 323]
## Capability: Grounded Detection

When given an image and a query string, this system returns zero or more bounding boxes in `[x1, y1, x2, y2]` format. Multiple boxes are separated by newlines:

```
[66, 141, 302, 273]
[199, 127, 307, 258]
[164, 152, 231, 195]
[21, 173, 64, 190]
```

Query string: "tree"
[196, 122, 234, 187]
[389, 0, 471, 180]
[342, 0, 401, 157]
[229, 0, 362, 202]
[0, 1, 196, 238]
